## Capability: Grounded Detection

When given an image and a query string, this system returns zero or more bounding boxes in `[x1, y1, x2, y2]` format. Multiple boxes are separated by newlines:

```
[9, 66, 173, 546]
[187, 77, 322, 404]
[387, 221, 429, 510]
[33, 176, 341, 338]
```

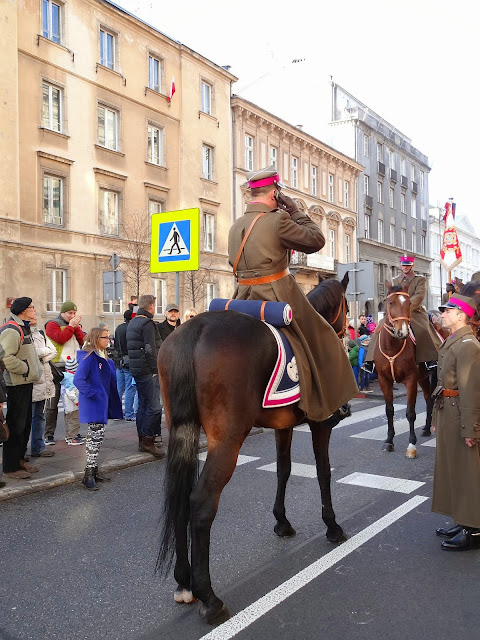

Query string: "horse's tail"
[156, 321, 202, 575]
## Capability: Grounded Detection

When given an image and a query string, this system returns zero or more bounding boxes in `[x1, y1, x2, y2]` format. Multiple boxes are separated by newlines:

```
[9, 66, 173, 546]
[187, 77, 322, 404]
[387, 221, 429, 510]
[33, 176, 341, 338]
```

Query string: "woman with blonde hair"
[183, 308, 198, 322]
[74, 327, 122, 490]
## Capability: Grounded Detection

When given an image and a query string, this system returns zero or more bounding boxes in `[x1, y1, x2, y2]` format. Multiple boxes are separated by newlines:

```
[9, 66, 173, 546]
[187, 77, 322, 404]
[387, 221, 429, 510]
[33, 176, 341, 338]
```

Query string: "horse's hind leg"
[173, 521, 196, 604]
[405, 376, 418, 459]
[420, 368, 436, 437]
[273, 428, 296, 538]
[309, 421, 346, 544]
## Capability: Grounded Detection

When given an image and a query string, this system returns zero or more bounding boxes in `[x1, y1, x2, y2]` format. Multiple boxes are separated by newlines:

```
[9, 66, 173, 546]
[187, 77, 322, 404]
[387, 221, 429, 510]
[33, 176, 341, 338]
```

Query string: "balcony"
[401, 175, 408, 188]
[377, 282, 386, 296]
[412, 181, 418, 194]
[365, 194, 373, 209]
[291, 251, 335, 272]
[377, 161, 385, 176]
[389, 168, 397, 182]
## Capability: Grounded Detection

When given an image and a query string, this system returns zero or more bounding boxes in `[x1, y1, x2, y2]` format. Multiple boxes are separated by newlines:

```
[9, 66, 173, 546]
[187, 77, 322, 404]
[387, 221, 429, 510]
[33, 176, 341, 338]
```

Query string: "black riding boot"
[94, 466, 111, 482]
[441, 527, 480, 551]
[425, 360, 437, 370]
[436, 523, 462, 538]
[81, 467, 99, 491]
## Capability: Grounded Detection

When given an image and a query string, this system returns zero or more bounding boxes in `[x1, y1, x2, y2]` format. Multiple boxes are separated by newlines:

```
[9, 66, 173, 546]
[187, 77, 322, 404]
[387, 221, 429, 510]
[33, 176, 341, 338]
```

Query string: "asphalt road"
[1, 394, 479, 640]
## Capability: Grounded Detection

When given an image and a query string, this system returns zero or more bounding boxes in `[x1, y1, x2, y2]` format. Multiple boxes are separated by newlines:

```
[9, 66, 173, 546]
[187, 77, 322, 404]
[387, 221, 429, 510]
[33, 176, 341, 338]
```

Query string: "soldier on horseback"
[363, 254, 441, 372]
[228, 166, 357, 422]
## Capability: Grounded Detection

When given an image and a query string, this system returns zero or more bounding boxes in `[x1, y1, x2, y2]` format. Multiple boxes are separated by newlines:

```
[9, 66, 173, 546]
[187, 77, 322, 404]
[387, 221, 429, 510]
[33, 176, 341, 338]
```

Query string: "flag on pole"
[167, 76, 175, 102]
[440, 201, 462, 271]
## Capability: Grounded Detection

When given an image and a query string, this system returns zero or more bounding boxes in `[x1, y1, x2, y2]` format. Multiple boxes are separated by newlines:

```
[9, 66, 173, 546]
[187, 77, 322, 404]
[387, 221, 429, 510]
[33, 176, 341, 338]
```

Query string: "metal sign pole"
[113, 268, 117, 331]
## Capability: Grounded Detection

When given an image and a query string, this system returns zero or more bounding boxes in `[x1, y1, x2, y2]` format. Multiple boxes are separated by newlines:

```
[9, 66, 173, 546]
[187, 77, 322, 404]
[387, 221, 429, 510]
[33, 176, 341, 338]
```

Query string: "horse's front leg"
[309, 420, 346, 544]
[405, 375, 418, 458]
[420, 368, 436, 437]
[273, 427, 296, 537]
[378, 377, 395, 452]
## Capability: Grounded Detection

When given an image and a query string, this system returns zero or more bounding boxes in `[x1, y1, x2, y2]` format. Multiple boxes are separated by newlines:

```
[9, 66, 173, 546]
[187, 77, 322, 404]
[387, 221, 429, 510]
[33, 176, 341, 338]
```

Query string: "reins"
[331, 294, 347, 338]
[379, 291, 411, 382]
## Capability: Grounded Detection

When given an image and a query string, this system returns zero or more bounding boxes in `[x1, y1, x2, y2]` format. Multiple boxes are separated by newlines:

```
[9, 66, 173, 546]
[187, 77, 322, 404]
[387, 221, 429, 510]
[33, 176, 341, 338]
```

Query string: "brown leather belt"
[237, 268, 290, 286]
[442, 389, 459, 397]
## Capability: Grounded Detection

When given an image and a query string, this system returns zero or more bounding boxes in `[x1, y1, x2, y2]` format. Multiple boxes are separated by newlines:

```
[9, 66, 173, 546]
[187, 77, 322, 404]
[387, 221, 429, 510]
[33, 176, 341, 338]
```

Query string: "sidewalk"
[354, 377, 407, 400]
[0, 414, 263, 502]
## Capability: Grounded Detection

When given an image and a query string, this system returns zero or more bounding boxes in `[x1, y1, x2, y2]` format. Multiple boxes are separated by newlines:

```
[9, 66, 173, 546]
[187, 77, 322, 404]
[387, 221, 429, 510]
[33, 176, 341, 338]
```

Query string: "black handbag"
[49, 361, 64, 384]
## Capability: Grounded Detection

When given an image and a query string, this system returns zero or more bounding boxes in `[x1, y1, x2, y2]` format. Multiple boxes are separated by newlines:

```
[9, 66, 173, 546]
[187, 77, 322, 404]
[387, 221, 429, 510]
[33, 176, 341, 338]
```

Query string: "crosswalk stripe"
[294, 404, 407, 432]
[257, 462, 321, 478]
[198, 453, 260, 466]
[421, 438, 436, 447]
[351, 412, 427, 440]
[337, 472, 425, 494]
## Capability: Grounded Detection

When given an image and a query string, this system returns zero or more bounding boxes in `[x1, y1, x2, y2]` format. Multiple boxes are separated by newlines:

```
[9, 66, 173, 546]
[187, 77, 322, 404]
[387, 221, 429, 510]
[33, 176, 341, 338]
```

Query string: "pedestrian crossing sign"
[150, 208, 199, 273]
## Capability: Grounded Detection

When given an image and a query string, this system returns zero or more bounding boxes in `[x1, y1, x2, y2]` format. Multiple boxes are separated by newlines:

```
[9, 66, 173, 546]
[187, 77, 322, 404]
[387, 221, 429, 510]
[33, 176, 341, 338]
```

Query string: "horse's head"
[307, 276, 347, 338]
[461, 280, 480, 341]
[385, 281, 410, 339]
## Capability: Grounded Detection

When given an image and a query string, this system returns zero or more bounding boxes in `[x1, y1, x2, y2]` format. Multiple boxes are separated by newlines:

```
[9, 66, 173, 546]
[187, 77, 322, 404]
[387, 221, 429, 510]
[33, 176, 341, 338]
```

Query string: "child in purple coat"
[74, 327, 123, 490]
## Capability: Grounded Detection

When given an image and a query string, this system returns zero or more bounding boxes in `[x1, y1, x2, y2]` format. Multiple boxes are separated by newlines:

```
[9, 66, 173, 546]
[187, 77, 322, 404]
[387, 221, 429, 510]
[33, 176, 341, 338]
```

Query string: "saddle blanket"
[263, 324, 300, 408]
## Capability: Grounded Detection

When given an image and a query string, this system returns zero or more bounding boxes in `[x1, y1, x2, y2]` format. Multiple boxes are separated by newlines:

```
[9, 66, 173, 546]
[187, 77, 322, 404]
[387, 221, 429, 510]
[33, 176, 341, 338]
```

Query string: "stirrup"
[425, 361, 437, 370]
[363, 361, 375, 374]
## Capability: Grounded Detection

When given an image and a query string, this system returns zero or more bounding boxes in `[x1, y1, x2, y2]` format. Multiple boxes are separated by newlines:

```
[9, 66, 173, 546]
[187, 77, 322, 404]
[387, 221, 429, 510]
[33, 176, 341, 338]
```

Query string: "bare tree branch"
[119, 210, 151, 298]
[183, 255, 220, 308]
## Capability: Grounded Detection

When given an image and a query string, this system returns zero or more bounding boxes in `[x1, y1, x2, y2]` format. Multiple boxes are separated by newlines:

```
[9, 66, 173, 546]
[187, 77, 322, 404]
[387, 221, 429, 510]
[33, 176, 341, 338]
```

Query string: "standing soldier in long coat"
[364, 254, 441, 371]
[228, 166, 357, 423]
[432, 293, 480, 551]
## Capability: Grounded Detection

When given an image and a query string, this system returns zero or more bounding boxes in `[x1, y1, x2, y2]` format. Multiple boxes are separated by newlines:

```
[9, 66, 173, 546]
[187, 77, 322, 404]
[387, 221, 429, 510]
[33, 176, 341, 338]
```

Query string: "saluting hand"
[465, 438, 480, 447]
[275, 192, 299, 216]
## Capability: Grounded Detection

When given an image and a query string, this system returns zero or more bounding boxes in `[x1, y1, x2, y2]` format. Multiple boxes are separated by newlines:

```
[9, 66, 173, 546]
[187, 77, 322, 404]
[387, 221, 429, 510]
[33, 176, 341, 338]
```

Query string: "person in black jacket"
[126, 295, 164, 458]
[156, 303, 181, 342]
[114, 310, 137, 421]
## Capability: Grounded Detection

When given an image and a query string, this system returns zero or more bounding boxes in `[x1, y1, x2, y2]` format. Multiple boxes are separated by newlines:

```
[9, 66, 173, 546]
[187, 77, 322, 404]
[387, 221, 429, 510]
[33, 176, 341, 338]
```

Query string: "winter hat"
[348, 339, 356, 349]
[358, 334, 370, 344]
[124, 309, 132, 321]
[10, 297, 33, 316]
[60, 301, 77, 313]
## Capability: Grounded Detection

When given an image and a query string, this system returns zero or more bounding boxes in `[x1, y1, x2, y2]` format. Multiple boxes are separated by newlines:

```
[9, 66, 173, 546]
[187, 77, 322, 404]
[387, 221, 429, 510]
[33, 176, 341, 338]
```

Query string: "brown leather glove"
[275, 192, 300, 216]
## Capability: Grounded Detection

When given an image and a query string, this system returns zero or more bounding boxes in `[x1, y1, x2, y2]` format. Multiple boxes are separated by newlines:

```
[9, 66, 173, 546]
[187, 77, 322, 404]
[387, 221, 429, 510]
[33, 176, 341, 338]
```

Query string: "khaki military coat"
[432, 325, 480, 528]
[228, 203, 358, 422]
[367, 271, 441, 362]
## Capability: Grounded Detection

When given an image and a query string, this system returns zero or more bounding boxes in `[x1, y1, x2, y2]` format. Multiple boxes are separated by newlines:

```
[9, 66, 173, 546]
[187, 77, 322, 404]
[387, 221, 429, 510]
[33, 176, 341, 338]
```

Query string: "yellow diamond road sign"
[150, 208, 199, 273]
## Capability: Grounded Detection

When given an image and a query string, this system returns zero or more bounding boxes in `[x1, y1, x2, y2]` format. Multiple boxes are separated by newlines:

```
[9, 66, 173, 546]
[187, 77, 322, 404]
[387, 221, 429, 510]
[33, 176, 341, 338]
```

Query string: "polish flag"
[168, 76, 175, 102]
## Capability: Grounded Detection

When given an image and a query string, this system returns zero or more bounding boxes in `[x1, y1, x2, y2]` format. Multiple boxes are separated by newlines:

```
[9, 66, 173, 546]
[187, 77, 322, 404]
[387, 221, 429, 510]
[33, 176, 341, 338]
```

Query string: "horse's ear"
[385, 280, 392, 292]
[341, 272, 349, 290]
[317, 274, 324, 284]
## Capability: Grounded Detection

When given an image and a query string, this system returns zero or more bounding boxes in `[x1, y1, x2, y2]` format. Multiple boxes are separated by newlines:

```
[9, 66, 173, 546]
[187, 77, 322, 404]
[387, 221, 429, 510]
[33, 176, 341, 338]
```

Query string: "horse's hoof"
[421, 429, 431, 437]
[406, 444, 417, 459]
[274, 522, 296, 538]
[382, 443, 394, 452]
[326, 526, 347, 544]
[174, 588, 197, 604]
[199, 603, 231, 625]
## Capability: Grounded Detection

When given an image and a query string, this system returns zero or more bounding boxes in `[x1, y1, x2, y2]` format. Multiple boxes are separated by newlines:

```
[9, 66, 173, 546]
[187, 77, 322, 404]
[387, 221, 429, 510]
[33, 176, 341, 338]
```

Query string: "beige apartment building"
[231, 96, 364, 292]
[1, 0, 236, 329]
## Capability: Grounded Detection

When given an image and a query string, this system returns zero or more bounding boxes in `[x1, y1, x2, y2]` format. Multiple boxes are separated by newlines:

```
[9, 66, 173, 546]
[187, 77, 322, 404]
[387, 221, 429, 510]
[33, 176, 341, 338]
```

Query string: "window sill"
[96, 63, 126, 85]
[37, 34, 74, 61]
[200, 178, 218, 186]
[145, 161, 167, 171]
[95, 144, 125, 157]
[199, 111, 218, 123]
[144, 86, 169, 101]
[99, 231, 120, 238]
[38, 126, 70, 139]
[44, 222, 65, 229]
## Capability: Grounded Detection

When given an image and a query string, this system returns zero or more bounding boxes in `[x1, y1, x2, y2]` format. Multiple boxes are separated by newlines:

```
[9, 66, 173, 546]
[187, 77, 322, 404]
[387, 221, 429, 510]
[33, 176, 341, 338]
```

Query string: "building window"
[205, 283, 215, 310]
[97, 105, 118, 151]
[46, 268, 67, 312]
[311, 166, 317, 196]
[99, 28, 116, 70]
[291, 157, 298, 188]
[147, 124, 163, 165]
[378, 219, 384, 243]
[421, 204, 426, 220]
[344, 181, 350, 209]
[201, 81, 212, 115]
[42, 82, 62, 132]
[328, 174, 334, 202]
[269, 146, 277, 169]
[420, 171, 425, 189]
[377, 181, 383, 203]
[148, 55, 161, 92]
[42, 0, 61, 44]
[411, 231, 416, 252]
[203, 213, 214, 252]
[99, 189, 118, 235]
[390, 223, 395, 246]
[43, 175, 63, 225]
[153, 279, 166, 315]
[421, 232, 426, 254]
[148, 199, 164, 215]
[376, 142, 383, 162]
[345, 234, 351, 263]
[401, 228, 406, 249]
[400, 193, 406, 214]
[328, 228, 335, 258]
[364, 214, 370, 239]
[364, 175, 369, 195]
[400, 157, 406, 176]
[202, 144, 214, 180]
[411, 196, 417, 218]
[410, 163, 415, 182]
[245, 135, 254, 171]
[389, 149, 395, 168]
[363, 133, 369, 157]
[389, 187, 394, 208]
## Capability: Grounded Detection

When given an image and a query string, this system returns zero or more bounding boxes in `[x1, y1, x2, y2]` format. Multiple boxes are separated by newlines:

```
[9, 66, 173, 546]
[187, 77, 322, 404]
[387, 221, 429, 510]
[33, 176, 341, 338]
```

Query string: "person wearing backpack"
[0, 297, 42, 479]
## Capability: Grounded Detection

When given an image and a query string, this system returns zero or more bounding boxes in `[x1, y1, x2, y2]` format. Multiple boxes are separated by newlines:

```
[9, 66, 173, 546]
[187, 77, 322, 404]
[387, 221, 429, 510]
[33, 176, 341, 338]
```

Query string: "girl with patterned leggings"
[74, 327, 123, 490]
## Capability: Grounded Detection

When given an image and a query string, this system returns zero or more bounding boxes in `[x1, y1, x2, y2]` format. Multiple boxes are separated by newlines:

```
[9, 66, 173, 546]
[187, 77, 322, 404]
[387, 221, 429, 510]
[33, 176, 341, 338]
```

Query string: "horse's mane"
[389, 284, 406, 294]
[461, 280, 480, 300]
[307, 278, 343, 317]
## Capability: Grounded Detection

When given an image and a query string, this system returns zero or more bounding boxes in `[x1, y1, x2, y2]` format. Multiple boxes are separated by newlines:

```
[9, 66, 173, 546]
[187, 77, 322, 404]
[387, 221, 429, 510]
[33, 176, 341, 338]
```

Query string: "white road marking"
[256, 461, 323, 478]
[351, 412, 427, 440]
[294, 404, 407, 432]
[198, 495, 428, 640]
[198, 453, 260, 466]
[421, 438, 437, 447]
[336, 471, 425, 494]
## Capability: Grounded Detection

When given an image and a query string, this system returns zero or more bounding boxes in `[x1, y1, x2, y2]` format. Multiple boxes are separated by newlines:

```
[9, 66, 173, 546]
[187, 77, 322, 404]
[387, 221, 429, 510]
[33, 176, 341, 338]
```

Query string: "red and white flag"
[440, 201, 462, 271]
[167, 76, 176, 102]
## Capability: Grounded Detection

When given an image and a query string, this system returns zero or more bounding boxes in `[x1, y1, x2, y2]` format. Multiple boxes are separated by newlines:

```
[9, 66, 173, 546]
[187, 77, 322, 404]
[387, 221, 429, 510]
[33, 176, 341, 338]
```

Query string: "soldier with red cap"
[228, 166, 357, 423]
[363, 254, 442, 371]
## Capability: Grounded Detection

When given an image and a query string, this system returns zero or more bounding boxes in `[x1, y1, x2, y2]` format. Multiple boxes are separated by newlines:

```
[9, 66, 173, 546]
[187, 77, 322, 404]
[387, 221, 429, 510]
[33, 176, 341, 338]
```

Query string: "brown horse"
[156, 275, 350, 625]
[461, 280, 480, 341]
[373, 282, 435, 456]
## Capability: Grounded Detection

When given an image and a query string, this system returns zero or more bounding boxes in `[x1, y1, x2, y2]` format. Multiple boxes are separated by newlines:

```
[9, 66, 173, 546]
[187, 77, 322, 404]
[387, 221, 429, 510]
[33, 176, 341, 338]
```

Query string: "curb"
[0, 427, 264, 502]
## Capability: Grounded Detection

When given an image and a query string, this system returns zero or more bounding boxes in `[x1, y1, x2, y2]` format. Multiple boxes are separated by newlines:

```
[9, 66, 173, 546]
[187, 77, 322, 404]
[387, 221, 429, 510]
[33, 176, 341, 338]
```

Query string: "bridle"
[379, 290, 411, 382]
[331, 293, 347, 338]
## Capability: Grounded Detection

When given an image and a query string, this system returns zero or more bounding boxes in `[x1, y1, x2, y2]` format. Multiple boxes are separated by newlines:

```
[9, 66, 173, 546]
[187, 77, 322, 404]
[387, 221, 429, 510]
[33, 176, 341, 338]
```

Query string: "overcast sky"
[117, 0, 480, 236]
